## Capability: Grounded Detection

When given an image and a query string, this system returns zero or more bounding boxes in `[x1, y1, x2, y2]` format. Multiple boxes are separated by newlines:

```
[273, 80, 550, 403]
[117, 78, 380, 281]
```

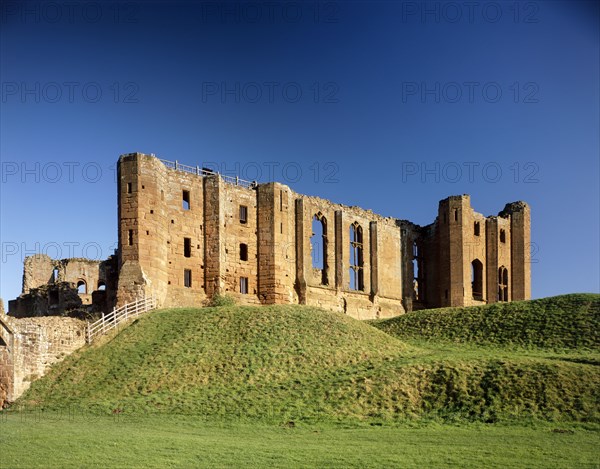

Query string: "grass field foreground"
[1, 414, 598, 468]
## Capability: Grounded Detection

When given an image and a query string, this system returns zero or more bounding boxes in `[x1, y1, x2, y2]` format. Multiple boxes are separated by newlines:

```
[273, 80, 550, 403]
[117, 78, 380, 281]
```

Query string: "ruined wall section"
[438, 196, 464, 306]
[115, 153, 529, 315]
[420, 223, 439, 308]
[0, 343, 11, 407]
[61, 258, 104, 306]
[398, 220, 439, 311]
[436, 196, 529, 307]
[10, 255, 116, 317]
[221, 182, 260, 303]
[203, 175, 224, 298]
[297, 195, 338, 307]
[117, 154, 145, 305]
[118, 153, 213, 308]
[162, 161, 206, 307]
[461, 198, 488, 306]
[370, 218, 403, 316]
[500, 202, 531, 301]
[438, 195, 488, 307]
[256, 183, 292, 304]
[485, 216, 512, 303]
[0, 314, 13, 407]
[1, 316, 86, 402]
[275, 184, 297, 304]
[297, 194, 403, 319]
[22, 255, 54, 294]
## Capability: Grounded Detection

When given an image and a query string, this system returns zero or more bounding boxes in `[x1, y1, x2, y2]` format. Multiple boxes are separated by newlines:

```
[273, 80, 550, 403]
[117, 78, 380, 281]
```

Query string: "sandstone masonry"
[1, 152, 531, 406]
[116, 153, 530, 316]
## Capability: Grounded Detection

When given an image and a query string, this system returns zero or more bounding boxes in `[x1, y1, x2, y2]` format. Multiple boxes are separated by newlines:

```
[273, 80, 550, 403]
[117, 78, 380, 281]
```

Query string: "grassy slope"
[18, 298, 600, 423]
[371, 293, 600, 349]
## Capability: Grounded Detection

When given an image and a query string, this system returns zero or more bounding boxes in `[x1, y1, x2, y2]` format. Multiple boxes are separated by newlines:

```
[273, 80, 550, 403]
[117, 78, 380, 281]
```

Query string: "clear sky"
[1, 0, 598, 303]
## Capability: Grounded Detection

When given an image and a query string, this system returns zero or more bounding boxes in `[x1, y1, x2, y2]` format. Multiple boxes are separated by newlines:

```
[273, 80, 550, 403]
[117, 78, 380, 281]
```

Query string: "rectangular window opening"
[184, 237, 192, 257]
[239, 205, 248, 224]
[240, 243, 248, 261]
[240, 277, 249, 294]
[474, 221, 480, 236]
[184, 269, 192, 288]
[182, 190, 191, 210]
[128, 229, 133, 246]
[127, 182, 132, 194]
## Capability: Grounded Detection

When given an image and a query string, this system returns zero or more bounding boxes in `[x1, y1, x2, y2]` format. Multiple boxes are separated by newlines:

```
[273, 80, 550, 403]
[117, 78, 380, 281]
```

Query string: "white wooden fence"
[87, 296, 156, 344]
[159, 158, 256, 189]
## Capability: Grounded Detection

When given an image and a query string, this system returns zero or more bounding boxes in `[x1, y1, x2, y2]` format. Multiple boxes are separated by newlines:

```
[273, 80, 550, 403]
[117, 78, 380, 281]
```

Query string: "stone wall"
[0, 315, 86, 404]
[9, 254, 117, 317]
[0, 343, 12, 408]
[114, 153, 530, 318]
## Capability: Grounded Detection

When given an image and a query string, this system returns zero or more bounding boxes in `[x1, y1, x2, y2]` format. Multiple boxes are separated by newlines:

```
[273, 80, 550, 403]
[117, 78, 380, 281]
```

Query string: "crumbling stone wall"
[0, 345, 12, 408]
[114, 153, 530, 318]
[295, 194, 404, 319]
[430, 195, 530, 308]
[9, 254, 117, 317]
[0, 310, 12, 407]
[0, 315, 86, 403]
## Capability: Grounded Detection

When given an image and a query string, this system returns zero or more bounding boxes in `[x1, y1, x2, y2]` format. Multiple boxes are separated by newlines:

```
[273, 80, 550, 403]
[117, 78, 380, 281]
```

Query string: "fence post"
[101, 313, 105, 335]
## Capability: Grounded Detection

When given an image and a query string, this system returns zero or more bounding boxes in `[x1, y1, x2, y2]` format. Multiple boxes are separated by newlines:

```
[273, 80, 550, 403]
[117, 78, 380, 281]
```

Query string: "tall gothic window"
[349, 222, 364, 291]
[310, 213, 328, 285]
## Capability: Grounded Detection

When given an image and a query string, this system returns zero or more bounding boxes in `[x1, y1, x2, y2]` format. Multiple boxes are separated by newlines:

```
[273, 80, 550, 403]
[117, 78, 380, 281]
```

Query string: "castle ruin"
[8, 152, 531, 320]
[0, 152, 531, 404]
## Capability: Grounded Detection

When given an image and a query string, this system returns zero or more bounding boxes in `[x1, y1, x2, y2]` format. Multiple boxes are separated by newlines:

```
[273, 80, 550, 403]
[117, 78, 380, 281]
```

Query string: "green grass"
[17, 298, 600, 423]
[4, 295, 600, 467]
[371, 293, 600, 349]
[1, 414, 598, 468]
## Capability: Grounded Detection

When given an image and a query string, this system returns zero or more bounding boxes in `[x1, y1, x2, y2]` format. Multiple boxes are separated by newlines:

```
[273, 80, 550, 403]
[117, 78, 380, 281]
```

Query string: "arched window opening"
[471, 259, 483, 300]
[98, 281, 106, 291]
[498, 266, 509, 301]
[52, 268, 59, 282]
[349, 222, 364, 291]
[77, 280, 87, 295]
[310, 213, 328, 285]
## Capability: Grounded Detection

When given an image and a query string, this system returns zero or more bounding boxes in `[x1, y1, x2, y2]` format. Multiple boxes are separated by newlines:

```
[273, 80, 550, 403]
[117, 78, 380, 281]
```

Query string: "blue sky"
[1, 0, 598, 302]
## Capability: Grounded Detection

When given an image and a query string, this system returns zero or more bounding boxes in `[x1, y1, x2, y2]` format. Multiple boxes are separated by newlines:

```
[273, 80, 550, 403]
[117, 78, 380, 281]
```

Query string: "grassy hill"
[18, 297, 600, 424]
[371, 293, 600, 349]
